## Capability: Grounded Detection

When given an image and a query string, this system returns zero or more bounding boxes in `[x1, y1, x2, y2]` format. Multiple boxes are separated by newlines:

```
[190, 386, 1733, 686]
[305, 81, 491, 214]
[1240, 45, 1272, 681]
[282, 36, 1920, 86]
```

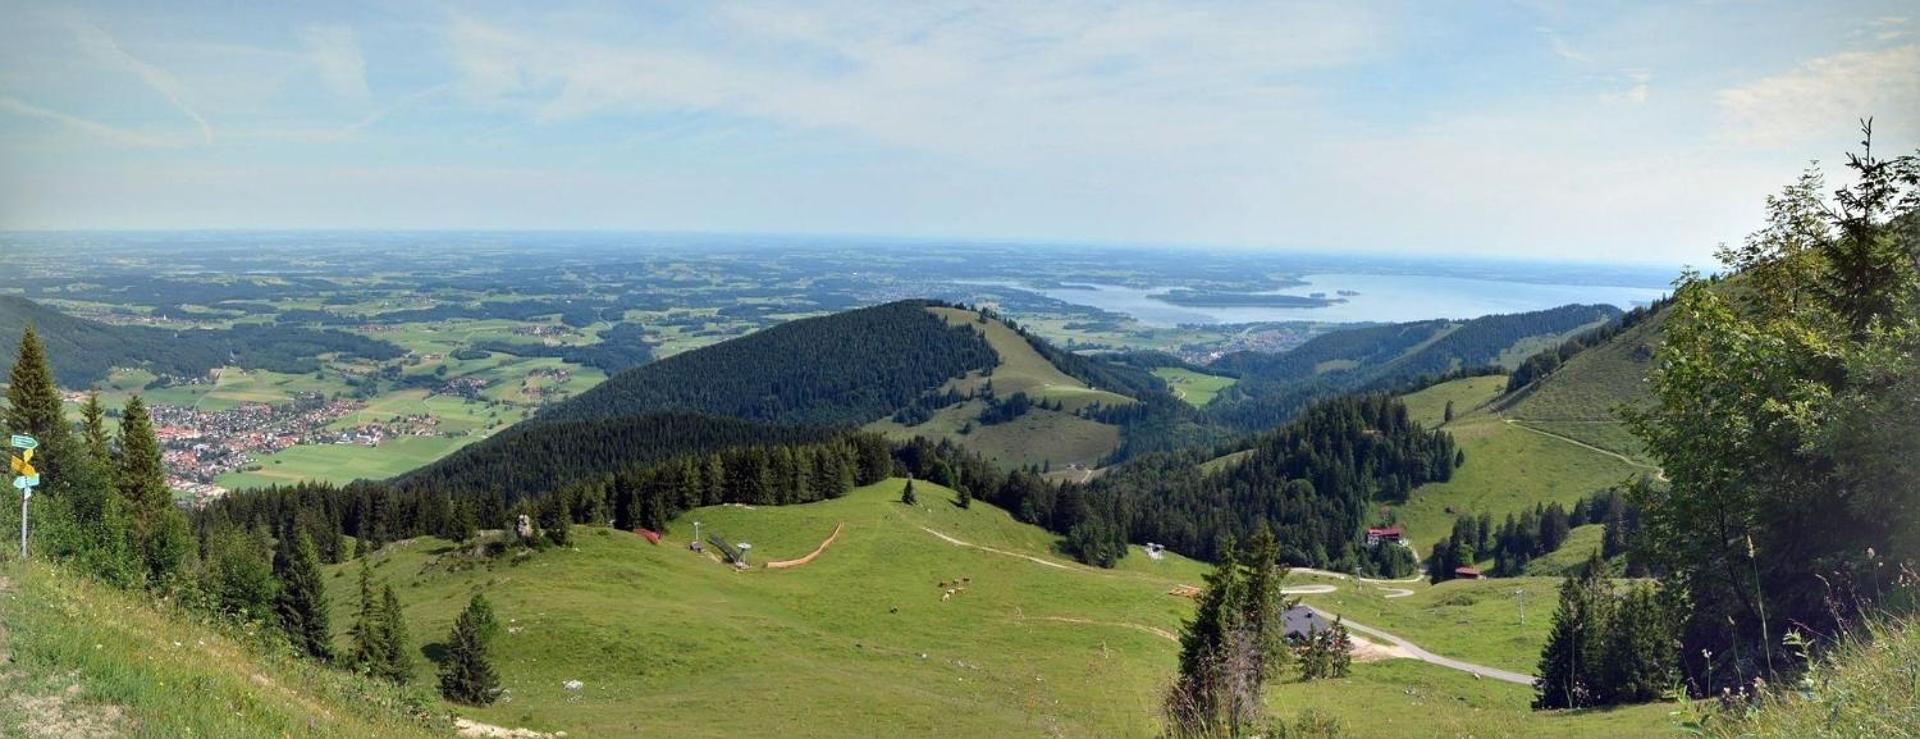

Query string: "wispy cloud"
[1717, 44, 1920, 146]
[443, 1, 1385, 165]
[69, 20, 214, 144]
[300, 25, 369, 102]
[0, 95, 187, 148]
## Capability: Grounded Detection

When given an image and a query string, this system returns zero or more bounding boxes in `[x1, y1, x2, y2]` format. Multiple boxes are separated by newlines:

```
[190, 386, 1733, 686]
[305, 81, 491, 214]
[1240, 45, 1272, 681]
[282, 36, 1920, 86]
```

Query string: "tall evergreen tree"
[900, 478, 917, 506]
[375, 585, 413, 684]
[1167, 535, 1259, 735]
[117, 395, 189, 584]
[1599, 583, 1677, 704]
[349, 559, 380, 669]
[439, 594, 502, 705]
[1240, 525, 1292, 681]
[274, 530, 333, 661]
[79, 390, 110, 464]
[1535, 551, 1611, 709]
[6, 326, 70, 454]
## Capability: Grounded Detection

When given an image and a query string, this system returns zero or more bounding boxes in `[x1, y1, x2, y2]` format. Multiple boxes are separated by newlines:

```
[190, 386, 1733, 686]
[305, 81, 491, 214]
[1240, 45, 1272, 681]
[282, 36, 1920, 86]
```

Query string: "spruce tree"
[1535, 551, 1610, 709]
[376, 584, 413, 684]
[1240, 525, 1291, 681]
[349, 559, 380, 669]
[439, 594, 502, 705]
[6, 326, 70, 454]
[445, 501, 477, 544]
[79, 391, 110, 464]
[1168, 535, 1250, 734]
[955, 484, 971, 509]
[117, 395, 189, 583]
[900, 478, 917, 506]
[274, 530, 334, 661]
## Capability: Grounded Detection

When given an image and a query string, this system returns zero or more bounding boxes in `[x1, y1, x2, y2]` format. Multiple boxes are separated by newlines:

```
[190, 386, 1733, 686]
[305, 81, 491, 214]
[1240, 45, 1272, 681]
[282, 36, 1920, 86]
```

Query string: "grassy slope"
[1392, 397, 1644, 549]
[332, 480, 1672, 737]
[1714, 618, 1920, 737]
[1499, 309, 1667, 460]
[1523, 525, 1606, 578]
[1399, 374, 1509, 428]
[869, 307, 1129, 469]
[1290, 571, 1563, 675]
[0, 561, 438, 738]
[1151, 367, 1237, 407]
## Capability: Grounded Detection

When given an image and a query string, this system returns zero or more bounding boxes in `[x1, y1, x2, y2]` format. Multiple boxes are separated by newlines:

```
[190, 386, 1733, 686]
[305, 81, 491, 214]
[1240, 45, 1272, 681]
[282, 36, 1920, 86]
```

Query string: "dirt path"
[1019, 615, 1178, 643]
[1302, 605, 1534, 685]
[1374, 587, 1415, 599]
[764, 523, 844, 570]
[1501, 418, 1666, 480]
[919, 527, 1077, 571]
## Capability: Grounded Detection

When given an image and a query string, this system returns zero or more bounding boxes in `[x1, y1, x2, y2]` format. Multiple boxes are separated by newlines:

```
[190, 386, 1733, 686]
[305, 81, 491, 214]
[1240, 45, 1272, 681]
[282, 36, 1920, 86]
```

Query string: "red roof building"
[1454, 566, 1484, 579]
[1365, 525, 1405, 545]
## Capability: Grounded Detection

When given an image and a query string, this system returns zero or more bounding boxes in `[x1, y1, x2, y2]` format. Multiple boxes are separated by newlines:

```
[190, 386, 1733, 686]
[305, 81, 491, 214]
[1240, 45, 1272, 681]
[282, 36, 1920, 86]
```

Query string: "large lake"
[1008, 272, 1671, 326]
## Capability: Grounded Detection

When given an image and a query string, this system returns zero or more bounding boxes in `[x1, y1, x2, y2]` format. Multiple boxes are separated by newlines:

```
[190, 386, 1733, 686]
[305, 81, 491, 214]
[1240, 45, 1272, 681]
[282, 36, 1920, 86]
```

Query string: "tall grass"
[0, 560, 443, 737]
[1706, 616, 1920, 737]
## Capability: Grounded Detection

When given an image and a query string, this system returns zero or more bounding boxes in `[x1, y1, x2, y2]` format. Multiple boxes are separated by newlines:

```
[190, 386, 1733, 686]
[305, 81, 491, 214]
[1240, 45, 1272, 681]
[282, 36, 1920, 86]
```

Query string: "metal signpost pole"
[11, 435, 39, 560]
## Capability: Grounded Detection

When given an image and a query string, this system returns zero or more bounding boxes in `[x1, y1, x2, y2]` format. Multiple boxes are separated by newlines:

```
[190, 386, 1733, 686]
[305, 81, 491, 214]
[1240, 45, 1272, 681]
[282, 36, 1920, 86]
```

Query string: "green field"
[1151, 367, 1237, 407]
[314, 479, 1677, 737]
[217, 436, 470, 488]
[1399, 374, 1509, 428]
[1391, 396, 1645, 548]
[1291, 572, 1564, 675]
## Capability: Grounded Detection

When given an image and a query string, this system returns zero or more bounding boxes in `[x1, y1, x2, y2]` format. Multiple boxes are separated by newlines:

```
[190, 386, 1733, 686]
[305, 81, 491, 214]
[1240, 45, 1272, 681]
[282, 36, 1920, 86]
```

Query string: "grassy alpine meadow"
[1289, 572, 1566, 676]
[318, 479, 1683, 737]
[0, 560, 441, 738]
[327, 479, 1202, 736]
[1266, 659, 1677, 737]
[1390, 409, 1644, 548]
[1150, 367, 1237, 407]
[1399, 374, 1510, 428]
[927, 306, 1135, 413]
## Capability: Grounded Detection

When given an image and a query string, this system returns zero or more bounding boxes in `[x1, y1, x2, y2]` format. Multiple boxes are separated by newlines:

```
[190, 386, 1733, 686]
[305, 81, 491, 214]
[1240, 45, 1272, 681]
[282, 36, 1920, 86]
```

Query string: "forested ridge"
[535, 299, 996, 427]
[0, 295, 404, 386]
[1203, 303, 1622, 431]
[395, 411, 851, 497]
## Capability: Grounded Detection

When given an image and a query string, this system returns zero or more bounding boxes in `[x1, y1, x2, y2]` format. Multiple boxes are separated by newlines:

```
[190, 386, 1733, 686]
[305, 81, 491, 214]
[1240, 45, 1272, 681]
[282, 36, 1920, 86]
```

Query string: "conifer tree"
[375, 585, 413, 684]
[955, 484, 971, 509]
[445, 501, 477, 544]
[439, 594, 502, 705]
[274, 530, 333, 661]
[1240, 525, 1291, 681]
[1535, 551, 1610, 709]
[79, 391, 110, 464]
[6, 326, 70, 454]
[349, 559, 380, 669]
[1167, 535, 1257, 735]
[117, 395, 189, 583]
[900, 478, 917, 506]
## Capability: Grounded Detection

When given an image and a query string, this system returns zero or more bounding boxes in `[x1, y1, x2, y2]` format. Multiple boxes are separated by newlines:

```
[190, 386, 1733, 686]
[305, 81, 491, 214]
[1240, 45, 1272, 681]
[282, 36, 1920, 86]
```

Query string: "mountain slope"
[0, 296, 404, 387]
[534, 299, 997, 427]
[0, 560, 438, 737]
[1207, 303, 1622, 430]
[327, 479, 1670, 737]
[1496, 303, 1669, 458]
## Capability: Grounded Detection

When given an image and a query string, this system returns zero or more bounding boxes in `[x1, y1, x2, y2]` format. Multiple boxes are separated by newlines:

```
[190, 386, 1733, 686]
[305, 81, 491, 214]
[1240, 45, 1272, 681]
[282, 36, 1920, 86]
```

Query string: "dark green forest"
[1206, 303, 1621, 430]
[534, 300, 996, 427]
[0, 295, 404, 387]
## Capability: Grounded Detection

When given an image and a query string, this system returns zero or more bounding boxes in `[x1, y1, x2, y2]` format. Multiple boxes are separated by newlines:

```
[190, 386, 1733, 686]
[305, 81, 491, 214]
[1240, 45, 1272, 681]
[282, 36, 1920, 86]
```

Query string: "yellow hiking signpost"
[12, 434, 39, 558]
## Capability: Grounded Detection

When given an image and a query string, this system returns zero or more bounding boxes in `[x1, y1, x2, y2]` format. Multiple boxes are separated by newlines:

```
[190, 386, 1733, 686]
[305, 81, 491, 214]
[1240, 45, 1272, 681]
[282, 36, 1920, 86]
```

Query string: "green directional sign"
[10, 434, 36, 450]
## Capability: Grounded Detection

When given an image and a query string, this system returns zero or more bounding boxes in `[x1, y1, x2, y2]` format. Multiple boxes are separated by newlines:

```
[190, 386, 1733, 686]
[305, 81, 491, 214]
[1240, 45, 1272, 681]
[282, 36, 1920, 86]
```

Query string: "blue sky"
[0, 1, 1914, 264]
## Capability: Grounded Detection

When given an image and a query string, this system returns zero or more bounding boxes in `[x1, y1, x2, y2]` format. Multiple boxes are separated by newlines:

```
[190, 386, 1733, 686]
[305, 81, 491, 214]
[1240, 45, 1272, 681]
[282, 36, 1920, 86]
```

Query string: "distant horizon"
[0, 227, 1699, 272]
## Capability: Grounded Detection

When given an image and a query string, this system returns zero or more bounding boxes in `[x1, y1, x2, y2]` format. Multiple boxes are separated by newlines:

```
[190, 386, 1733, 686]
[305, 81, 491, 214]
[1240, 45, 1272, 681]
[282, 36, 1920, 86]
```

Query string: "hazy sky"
[0, 1, 1915, 264]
